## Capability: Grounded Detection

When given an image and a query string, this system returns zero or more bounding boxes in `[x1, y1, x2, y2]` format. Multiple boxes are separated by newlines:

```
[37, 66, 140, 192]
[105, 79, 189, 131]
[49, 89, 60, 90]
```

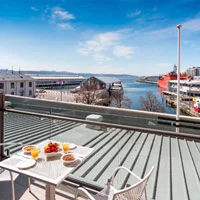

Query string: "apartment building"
[186, 66, 200, 76]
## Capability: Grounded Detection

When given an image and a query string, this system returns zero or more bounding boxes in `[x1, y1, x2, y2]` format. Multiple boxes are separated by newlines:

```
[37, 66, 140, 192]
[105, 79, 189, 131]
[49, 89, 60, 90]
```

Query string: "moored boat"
[157, 65, 188, 88]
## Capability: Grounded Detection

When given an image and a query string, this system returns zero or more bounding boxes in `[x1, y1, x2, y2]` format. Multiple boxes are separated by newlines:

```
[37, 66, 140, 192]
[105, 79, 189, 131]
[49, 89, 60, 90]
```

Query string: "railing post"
[0, 93, 5, 161]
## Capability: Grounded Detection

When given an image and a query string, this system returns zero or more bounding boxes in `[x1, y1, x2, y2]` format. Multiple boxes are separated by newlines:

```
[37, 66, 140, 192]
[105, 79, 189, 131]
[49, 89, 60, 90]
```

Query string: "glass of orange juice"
[62, 144, 70, 153]
[31, 148, 40, 160]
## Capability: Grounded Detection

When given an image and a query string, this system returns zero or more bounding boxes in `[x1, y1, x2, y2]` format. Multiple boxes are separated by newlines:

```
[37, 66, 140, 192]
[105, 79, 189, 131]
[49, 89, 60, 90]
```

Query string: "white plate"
[22, 145, 38, 154]
[61, 153, 78, 164]
[17, 159, 36, 169]
[69, 143, 77, 150]
[62, 143, 77, 150]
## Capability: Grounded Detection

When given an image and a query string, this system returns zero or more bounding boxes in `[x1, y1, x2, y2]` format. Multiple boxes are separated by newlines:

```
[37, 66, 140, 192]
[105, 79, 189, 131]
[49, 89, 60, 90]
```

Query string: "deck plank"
[84, 130, 130, 182]
[143, 135, 162, 200]
[127, 134, 155, 184]
[179, 139, 200, 200]
[112, 133, 148, 189]
[96, 131, 140, 185]
[73, 129, 124, 177]
[154, 136, 170, 200]
[170, 138, 188, 200]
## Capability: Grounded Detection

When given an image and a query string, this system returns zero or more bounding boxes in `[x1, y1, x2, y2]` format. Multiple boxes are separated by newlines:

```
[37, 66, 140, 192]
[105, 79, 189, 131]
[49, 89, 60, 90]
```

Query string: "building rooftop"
[31, 76, 85, 80]
[0, 74, 34, 81]
[94, 76, 121, 84]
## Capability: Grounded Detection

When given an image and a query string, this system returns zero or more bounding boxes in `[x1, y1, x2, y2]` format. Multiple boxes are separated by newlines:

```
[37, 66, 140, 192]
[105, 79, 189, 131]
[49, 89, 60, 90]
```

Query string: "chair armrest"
[75, 187, 96, 200]
[111, 166, 142, 185]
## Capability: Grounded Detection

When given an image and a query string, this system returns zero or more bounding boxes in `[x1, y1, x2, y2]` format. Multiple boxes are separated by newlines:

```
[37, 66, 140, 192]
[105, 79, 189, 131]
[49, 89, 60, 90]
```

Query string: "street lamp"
[60, 81, 63, 101]
[176, 24, 182, 133]
[189, 83, 191, 111]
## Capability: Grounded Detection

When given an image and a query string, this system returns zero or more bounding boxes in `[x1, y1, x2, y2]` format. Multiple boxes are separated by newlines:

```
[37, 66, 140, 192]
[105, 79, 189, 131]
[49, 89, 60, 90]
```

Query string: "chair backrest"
[112, 167, 154, 200]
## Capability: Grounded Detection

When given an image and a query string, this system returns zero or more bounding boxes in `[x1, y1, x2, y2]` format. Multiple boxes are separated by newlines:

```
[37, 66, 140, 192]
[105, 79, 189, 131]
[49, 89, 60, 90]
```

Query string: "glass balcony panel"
[5, 95, 200, 137]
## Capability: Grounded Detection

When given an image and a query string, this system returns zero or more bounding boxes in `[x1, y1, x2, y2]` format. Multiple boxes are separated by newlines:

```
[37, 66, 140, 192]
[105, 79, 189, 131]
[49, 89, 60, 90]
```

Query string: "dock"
[136, 79, 157, 84]
[162, 93, 200, 117]
[162, 91, 193, 101]
[136, 75, 158, 85]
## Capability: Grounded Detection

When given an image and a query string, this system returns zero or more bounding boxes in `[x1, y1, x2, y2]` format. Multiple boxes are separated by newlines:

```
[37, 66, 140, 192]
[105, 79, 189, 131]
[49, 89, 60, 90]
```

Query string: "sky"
[0, 0, 200, 76]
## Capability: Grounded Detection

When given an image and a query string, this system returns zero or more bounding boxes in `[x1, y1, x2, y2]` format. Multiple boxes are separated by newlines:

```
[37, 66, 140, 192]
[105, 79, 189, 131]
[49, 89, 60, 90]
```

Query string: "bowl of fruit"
[44, 142, 62, 158]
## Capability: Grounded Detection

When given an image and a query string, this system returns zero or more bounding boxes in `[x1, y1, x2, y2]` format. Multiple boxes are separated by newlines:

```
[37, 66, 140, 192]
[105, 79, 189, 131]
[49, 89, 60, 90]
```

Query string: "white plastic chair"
[75, 166, 154, 200]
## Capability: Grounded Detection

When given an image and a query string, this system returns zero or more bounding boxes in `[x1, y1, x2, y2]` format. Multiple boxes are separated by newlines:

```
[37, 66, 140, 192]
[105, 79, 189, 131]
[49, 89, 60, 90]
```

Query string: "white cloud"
[94, 53, 113, 65]
[51, 7, 75, 20]
[113, 45, 134, 58]
[127, 10, 141, 18]
[30, 6, 39, 11]
[183, 18, 200, 32]
[47, 7, 75, 30]
[58, 23, 74, 30]
[77, 47, 90, 55]
[78, 32, 121, 58]
[78, 30, 135, 64]
[96, 32, 120, 46]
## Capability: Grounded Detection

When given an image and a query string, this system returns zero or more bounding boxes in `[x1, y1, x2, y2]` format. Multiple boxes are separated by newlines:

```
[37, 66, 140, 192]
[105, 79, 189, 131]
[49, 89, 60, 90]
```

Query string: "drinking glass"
[31, 148, 40, 160]
[62, 144, 70, 153]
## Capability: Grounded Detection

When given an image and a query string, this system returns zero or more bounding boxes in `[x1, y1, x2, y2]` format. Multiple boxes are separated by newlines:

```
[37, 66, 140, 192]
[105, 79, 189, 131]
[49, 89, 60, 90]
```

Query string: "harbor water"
[121, 77, 176, 114]
[50, 76, 176, 114]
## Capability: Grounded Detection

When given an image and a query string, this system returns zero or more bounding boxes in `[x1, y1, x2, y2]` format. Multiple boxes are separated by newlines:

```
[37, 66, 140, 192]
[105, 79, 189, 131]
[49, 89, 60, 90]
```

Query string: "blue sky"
[0, 0, 200, 76]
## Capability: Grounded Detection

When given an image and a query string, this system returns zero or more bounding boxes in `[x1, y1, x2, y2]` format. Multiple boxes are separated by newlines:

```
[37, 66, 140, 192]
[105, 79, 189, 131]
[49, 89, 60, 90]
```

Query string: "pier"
[136, 79, 157, 84]
[136, 76, 158, 85]
[31, 75, 85, 89]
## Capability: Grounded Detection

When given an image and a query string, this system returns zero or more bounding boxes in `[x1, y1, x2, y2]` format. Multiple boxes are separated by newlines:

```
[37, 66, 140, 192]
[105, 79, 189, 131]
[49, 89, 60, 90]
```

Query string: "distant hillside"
[76, 73, 138, 79]
[0, 69, 138, 79]
[0, 69, 75, 75]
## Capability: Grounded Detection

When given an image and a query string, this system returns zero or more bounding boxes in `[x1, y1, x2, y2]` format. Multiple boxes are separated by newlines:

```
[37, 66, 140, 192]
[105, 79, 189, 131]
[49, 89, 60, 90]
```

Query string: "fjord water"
[121, 77, 176, 114]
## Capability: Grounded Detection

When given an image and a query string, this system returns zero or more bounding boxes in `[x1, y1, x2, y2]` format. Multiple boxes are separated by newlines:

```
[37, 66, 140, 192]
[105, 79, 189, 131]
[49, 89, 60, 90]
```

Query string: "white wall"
[0, 80, 36, 97]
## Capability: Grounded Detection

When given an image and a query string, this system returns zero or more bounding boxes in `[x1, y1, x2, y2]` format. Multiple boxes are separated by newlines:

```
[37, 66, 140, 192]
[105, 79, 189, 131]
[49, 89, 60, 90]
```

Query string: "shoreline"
[35, 85, 200, 117]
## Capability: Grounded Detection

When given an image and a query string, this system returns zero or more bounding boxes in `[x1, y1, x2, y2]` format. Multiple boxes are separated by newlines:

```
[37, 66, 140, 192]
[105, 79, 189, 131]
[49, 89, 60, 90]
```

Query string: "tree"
[76, 80, 110, 105]
[138, 91, 165, 112]
[75, 79, 131, 108]
[110, 91, 132, 109]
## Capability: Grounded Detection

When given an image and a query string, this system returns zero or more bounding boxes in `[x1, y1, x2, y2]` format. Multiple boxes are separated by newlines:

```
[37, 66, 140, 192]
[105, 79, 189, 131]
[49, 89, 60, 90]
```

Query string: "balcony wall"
[5, 95, 200, 135]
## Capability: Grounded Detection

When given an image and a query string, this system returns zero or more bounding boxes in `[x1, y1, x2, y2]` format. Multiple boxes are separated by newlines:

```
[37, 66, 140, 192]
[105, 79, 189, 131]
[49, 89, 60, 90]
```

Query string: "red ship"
[157, 65, 188, 88]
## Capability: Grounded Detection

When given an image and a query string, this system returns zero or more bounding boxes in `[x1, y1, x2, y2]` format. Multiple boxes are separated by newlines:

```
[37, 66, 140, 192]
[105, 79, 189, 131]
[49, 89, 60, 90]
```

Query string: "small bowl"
[61, 153, 78, 164]
[22, 145, 38, 154]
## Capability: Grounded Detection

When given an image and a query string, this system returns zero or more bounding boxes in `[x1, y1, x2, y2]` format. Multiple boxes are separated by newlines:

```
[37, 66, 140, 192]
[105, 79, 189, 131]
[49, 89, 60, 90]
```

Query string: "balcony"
[1, 94, 200, 199]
